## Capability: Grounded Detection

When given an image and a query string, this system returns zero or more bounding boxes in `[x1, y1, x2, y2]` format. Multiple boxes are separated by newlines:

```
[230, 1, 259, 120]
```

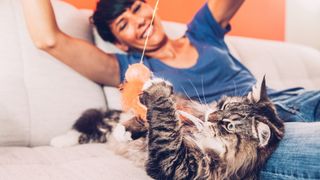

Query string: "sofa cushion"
[0, 144, 151, 180]
[0, 0, 107, 146]
[225, 36, 320, 90]
[0, 0, 30, 146]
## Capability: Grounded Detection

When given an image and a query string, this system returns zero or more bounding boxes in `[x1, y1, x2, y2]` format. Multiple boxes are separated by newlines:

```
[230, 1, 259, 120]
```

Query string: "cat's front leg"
[140, 79, 213, 179]
[140, 78, 177, 130]
[140, 78, 174, 109]
[140, 79, 183, 178]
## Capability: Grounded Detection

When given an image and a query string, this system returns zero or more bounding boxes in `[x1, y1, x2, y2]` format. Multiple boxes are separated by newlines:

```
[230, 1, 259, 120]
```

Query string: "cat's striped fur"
[72, 77, 284, 179]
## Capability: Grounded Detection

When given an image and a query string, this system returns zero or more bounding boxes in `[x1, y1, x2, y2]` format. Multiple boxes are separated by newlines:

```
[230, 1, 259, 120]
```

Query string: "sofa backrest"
[0, 0, 107, 146]
[225, 36, 320, 90]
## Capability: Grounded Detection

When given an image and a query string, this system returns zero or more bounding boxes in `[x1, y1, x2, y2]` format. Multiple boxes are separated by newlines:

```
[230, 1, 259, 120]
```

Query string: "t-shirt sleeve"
[187, 3, 231, 43]
[115, 53, 131, 83]
[115, 54, 140, 82]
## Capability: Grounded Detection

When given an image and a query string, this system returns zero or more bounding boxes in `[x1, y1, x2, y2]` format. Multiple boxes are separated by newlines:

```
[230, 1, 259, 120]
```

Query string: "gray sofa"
[1, 0, 320, 179]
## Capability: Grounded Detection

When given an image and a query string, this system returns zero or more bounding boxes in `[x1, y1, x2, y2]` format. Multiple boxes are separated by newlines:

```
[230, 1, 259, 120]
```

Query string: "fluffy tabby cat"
[54, 77, 284, 179]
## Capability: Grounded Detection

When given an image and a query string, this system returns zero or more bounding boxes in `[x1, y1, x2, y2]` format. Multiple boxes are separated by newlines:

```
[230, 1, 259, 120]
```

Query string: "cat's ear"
[247, 76, 268, 103]
[256, 121, 271, 148]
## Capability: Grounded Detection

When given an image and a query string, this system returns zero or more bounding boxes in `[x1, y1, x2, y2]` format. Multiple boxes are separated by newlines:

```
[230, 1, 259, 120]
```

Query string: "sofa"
[1, 0, 320, 179]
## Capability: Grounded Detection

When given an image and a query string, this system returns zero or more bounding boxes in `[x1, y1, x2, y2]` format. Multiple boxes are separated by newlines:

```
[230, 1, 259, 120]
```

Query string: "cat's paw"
[50, 130, 81, 148]
[142, 78, 173, 97]
[140, 78, 173, 106]
[78, 134, 90, 144]
[112, 124, 133, 142]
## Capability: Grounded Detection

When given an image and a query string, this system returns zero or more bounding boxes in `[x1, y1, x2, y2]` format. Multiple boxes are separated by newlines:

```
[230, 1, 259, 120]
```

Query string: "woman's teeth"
[143, 25, 154, 39]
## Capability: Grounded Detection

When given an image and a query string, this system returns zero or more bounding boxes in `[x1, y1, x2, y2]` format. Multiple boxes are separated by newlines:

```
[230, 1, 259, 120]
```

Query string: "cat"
[52, 77, 284, 179]
[139, 77, 284, 179]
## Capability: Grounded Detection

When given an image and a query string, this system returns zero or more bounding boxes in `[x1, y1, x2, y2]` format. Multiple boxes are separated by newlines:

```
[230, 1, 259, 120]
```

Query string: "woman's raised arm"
[22, 0, 120, 87]
[208, 0, 245, 29]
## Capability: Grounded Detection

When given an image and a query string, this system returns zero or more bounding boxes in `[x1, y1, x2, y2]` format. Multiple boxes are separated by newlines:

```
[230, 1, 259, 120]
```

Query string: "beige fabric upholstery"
[0, 0, 34, 146]
[0, 144, 150, 180]
[0, 0, 319, 179]
[0, 0, 107, 146]
[226, 36, 320, 90]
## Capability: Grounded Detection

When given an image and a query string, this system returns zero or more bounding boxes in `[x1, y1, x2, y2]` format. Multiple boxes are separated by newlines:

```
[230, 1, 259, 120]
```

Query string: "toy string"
[139, 0, 160, 64]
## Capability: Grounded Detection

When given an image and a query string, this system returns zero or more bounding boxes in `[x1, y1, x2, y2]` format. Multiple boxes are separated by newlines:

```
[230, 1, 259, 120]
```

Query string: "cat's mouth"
[177, 110, 204, 130]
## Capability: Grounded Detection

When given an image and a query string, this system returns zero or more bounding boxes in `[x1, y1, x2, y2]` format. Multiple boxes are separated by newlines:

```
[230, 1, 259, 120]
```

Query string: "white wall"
[286, 0, 320, 50]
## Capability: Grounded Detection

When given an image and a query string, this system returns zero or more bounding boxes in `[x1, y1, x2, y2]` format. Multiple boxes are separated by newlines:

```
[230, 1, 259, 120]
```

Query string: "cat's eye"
[222, 103, 229, 110]
[222, 119, 237, 132]
[227, 123, 235, 131]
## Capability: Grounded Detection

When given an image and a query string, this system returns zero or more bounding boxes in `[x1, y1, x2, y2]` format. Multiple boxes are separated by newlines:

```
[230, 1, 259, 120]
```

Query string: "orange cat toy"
[120, 0, 160, 120]
[120, 63, 152, 120]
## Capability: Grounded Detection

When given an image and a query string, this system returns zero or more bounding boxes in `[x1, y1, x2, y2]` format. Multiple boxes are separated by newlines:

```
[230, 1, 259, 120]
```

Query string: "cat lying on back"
[51, 77, 284, 179]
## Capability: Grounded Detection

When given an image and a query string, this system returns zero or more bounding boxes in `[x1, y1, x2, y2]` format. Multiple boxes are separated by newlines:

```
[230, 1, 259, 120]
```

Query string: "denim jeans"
[260, 89, 320, 179]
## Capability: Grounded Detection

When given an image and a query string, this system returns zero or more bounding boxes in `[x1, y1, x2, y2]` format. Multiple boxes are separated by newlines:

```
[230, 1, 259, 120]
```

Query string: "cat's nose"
[209, 110, 226, 122]
[208, 112, 220, 122]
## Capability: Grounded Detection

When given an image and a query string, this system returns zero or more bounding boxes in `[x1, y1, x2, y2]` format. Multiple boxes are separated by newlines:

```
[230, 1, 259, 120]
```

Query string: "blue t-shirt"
[115, 3, 256, 103]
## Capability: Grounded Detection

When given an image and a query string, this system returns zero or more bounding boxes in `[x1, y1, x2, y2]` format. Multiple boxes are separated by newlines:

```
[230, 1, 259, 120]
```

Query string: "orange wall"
[63, 0, 285, 41]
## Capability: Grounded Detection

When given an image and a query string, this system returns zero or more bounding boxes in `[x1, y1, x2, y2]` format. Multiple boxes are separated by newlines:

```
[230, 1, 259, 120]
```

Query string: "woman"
[22, 0, 320, 179]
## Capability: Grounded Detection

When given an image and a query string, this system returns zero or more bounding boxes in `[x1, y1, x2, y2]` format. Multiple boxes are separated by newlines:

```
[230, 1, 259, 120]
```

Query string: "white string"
[139, 0, 160, 64]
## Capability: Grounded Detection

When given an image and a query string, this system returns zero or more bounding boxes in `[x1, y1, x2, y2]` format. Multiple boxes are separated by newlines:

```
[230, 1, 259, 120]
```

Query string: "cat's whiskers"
[188, 79, 211, 112]
[180, 84, 214, 132]
[188, 79, 204, 105]
[180, 85, 202, 107]
[205, 122, 215, 137]
[204, 108, 216, 122]
[240, 82, 254, 97]
[201, 76, 211, 110]
[177, 110, 204, 131]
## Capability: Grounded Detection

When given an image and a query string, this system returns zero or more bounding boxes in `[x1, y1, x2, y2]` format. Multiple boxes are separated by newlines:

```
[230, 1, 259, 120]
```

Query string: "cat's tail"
[50, 129, 82, 148]
[74, 109, 123, 144]
[51, 109, 121, 147]
[72, 109, 109, 136]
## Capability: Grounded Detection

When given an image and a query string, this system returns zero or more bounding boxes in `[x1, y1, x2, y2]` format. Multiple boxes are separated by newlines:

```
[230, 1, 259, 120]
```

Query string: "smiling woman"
[63, 0, 285, 41]
[92, 0, 167, 53]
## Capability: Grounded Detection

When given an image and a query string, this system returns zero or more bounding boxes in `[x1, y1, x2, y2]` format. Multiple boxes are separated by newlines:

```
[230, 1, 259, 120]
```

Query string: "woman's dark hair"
[92, 0, 141, 43]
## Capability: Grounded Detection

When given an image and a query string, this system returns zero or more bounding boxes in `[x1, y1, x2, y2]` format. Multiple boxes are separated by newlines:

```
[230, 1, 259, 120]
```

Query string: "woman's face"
[109, 1, 167, 52]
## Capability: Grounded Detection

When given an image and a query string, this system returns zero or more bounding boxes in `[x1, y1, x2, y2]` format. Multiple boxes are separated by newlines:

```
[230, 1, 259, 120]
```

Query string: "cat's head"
[206, 77, 284, 175]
